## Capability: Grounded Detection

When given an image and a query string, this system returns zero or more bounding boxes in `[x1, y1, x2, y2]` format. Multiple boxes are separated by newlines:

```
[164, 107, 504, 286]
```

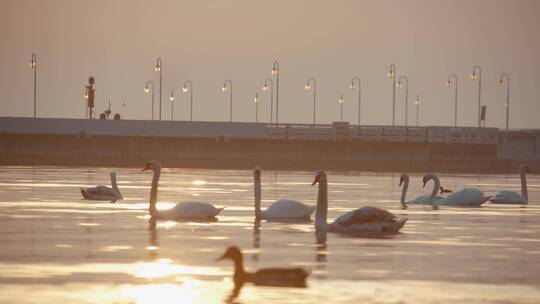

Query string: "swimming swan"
[142, 161, 224, 220]
[423, 173, 491, 208]
[253, 167, 315, 220]
[490, 164, 532, 205]
[313, 171, 407, 234]
[80, 172, 123, 203]
[399, 174, 443, 209]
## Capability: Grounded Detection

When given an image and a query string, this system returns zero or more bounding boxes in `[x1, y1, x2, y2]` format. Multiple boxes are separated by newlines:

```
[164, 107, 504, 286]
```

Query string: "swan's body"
[80, 172, 123, 202]
[423, 173, 491, 208]
[217, 246, 308, 287]
[143, 161, 224, 220]
[490, 165, 531, 205]
[313, 171, 407, 234]
[399, 174, 443, 209]
[253, 168, 315, 220]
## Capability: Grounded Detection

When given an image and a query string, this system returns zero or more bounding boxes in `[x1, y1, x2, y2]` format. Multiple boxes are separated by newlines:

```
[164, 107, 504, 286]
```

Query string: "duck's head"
[312, 171, 327, 185]
[399, 174, 409, 187]
[216, 246, 242, 262]
[253, 167, 261, 181]
[521, 164, 532, 174]
[142, 161, 161, 171]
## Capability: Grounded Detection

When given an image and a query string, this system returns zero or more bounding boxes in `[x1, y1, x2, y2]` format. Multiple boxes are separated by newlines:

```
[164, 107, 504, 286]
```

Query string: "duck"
[142, 161, 224, 220]
[80, 172, 123, 203]
[217, 246, 309, 287]
[399, 174, 443, 209]
[440, 187, 453, 194]
[490, 164, 532, 205]
[423, 173, 491, 208]
[313, 171, 407, 234]
[253, 167, 315, 220]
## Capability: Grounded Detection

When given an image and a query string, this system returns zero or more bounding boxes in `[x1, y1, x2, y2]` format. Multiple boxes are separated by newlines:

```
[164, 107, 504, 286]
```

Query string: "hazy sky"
[1, 0, 539, 128]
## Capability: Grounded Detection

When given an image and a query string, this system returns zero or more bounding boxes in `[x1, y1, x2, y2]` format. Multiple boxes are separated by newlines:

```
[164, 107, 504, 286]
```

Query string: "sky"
[1, 0, 539, 129]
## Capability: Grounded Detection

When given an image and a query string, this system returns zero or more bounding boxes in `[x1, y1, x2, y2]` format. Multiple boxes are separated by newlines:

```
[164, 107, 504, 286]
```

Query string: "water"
[0, 166, 539, 303]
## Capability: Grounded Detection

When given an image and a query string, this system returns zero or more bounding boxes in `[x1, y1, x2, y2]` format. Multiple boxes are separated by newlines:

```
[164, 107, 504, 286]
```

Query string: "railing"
[267, 122, 499, 144]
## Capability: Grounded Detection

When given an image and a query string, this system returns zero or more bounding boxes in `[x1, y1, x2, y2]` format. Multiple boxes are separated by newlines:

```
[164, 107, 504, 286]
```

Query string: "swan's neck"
[111, 174, 121, 197]
[520, 169, 528, 202]
[232, 255, 245, 282]
[149, 168, 161, 217]
[254, 176, 262, 218]
[400, 179, 409, 208]
[315, 179, 328, 231]
[430, 175, 441, 199]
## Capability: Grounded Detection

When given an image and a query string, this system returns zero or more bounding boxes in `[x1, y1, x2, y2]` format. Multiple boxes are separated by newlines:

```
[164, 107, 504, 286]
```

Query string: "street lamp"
[498, 73, 510, 130]
[169, 90, 175, 121]
[415, 95, 421, 127]
[155, 57, 162, 120]
[388, 64, 397, 126]
[144, 80, 155, 120]
[397, 75, 409, 126]
[254, 92, 260, 123]
[271, 60, 280, 124]
[262, 79, 274, 123]
[446, 74, 458, 127]
[304, 77, 317, 125]
[349, 77, 361, 126]
[222, 80, 233, 122]
[338, 93, 344, 122]
[182, 80, 193, 121]
[470, 65, 482, 128]
[29, 53, 37, 118]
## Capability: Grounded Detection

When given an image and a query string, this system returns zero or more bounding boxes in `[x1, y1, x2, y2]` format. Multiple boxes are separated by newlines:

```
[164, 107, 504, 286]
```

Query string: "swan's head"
[399, 174, 409, 187]
[312, 171, 327, 185]
[422, 173, 434, 188]
[253, 167, 261, 181]
[142, 161, 161, 172]
[216, 246, 242, 263]
[110, 172, 117, 179]
[521, 164, 532, 174]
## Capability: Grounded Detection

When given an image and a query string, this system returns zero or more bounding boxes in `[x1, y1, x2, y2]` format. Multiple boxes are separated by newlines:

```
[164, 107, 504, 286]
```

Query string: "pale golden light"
[498, 79, 504, 86]
[338, 96, 344, 104]
[182, 85, 188, 93]
[470, 73, 476, 80]
[387, 70, 394, 79]
[144, 86, 150, 93]
[446, 80, 452, 87]
[397, 81, 403, 88]
[304, 84, 311, 90]
[169, 92, 174, 101]
[262, 84, 268, 91]
[349, 83, 356, 89]
[271, 67, 277, 75]
[222, 85, 228, 92]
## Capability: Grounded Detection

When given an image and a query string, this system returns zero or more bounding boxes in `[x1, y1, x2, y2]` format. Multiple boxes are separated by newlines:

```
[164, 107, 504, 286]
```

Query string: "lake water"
[0, 166, 539, 303]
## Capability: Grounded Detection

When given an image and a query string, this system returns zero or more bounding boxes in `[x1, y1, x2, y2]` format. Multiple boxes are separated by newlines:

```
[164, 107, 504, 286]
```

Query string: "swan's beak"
[311, 176, 319, 186]
[215, 253, 227, 261]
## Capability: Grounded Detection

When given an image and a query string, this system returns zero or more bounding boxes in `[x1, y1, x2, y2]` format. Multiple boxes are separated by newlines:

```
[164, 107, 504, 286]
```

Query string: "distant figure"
[114, 113, 121, 120]
[440, 187, 453, 194]
[99, 113, 106, 120]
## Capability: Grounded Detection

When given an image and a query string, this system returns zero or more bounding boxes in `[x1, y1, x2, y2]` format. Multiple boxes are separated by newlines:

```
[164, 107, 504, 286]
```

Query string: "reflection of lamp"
[470, 65, 482, 127]
[498, 73, 510, 130]
[144, 80, 155, 120]
[271, 60, 280, 123]
[446, 74, 458, 127]
[169, 90, 175, 121]
[155, 57, 162, 120]
[397, 75, 409, 126]
[182, 80, 193, 121]
[262, 79, 273, 123]
[388, 64, 396, 126]
[222, 80, 233, 122]
[349, 77, 361, 125]
[338, 93, 344, 122]
[304, 77, 316, 124]
[29, 53, 37, 118]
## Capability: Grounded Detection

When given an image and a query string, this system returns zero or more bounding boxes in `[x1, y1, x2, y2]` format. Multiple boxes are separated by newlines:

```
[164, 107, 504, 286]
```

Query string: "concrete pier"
[0, 117, 538, 173]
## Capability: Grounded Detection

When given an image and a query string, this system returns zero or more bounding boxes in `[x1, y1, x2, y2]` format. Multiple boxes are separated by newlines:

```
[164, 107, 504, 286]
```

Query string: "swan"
[490, 164, 532, 205]
[253, 167, 315, 220]
[80, 172, 123, 202]
[423, 173, 491, 208]
[217, 246, 309, 287]
[313, 171, 407, 234]
[399, 174, 443, 209]
[142, 161, 224, 220]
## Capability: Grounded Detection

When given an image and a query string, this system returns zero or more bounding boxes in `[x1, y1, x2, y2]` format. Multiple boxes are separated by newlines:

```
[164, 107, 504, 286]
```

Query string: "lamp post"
[222, 80, 233, 122]
[304, 77, 317, 125]
[349, 77, 361, 125]
[415, 95, 421, 127]
[446, 74, 458, 127]
[262, 79, 274, 123]
[498, 73, 510, 130]
[182, 80, 193, 121]
[470, 65, 482, 128]
[388, 64, 396, 126]
[271, 60, 280, 124]
[169, 90, 175, 121]
[144, 80, 155, 120]
[338, 93, 344, 122]
[397, 75, 409, 126]
[84, 89, 89, 119]
[29, 53, 37, 118]
[254, 92, 260, 123]
[155, 57, 162, 120]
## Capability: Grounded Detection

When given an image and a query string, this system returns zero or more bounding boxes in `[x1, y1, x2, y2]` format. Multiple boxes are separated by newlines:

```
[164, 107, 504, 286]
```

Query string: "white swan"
[399, 174, 443, 209]
[253, 167, 315, 220]
[80, 172, 123, 203]
[313, 171, 407, 234]
[490, 164, 532, 205]
[423, 173, 491, 208]
[143, 161, 224, 220]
